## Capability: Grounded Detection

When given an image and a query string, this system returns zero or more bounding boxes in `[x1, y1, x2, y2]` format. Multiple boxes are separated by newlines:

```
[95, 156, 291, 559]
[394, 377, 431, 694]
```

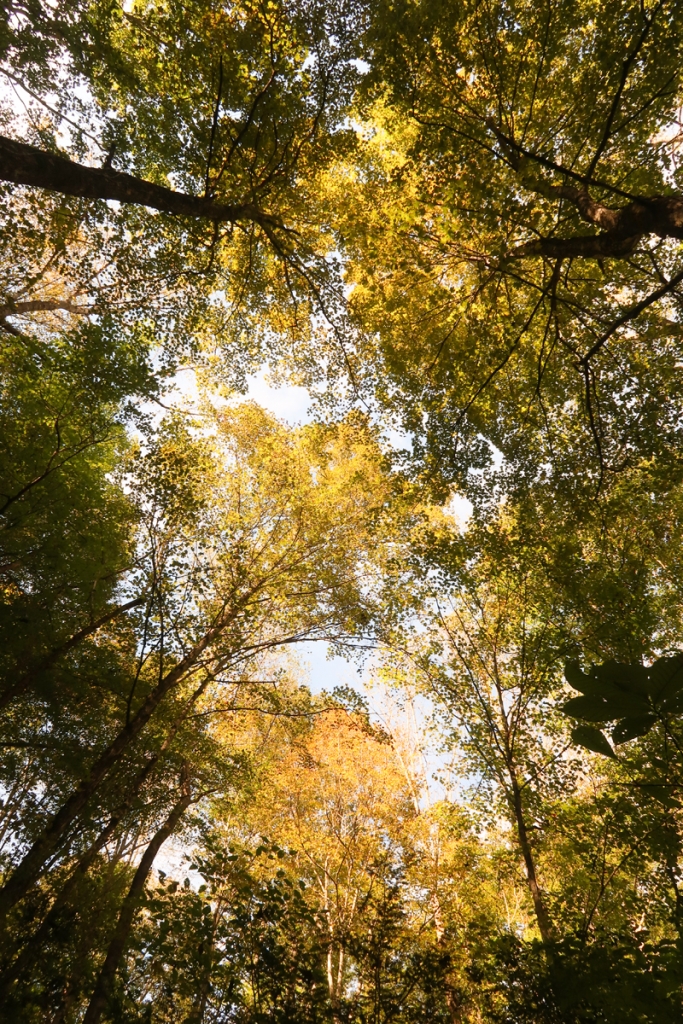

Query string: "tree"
[0, 0, 363, 377]
[340, 0, 683, 493]
[5, 2, 683, 1020]
[381, 483, 683, 948]
[231, 708, 418, 1020]
[117, 699, 461, 1023]
[0, 385, 405, 1017]
[395, 523, 570, 942]
[0, 318, 159, 703]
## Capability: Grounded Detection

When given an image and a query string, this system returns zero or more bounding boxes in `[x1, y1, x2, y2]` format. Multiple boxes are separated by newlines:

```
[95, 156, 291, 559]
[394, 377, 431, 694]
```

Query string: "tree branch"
[586, 0, 665, 178]
[579, 265, 683, 365]
[0, 298, 95, 331]
[0, 596, 146, 712]
[0, 135, 282, 231]
[511, 230, 644, 260]
[487, 119, 642, 202]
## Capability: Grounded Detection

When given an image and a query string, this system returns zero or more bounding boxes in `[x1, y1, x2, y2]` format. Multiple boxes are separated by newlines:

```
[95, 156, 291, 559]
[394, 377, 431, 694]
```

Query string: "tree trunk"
[82, 788, 193, 1024]
[0, 593, 247, 925]
[0, 135, 275, 228]
[516, 195, 683, 259]
[0, 672, 176, 923]
[509, 775, 554, 942]
[186, 959, 213, 1024]
[491, 122, 683, 260]
[0, 816, 121, 997]
[0, 727, 175, 996]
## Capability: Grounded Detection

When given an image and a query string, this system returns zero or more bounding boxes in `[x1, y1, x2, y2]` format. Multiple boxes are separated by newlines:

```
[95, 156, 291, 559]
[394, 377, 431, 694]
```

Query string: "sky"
[199, 368, 470, 702]
[217, 369, 474, 701]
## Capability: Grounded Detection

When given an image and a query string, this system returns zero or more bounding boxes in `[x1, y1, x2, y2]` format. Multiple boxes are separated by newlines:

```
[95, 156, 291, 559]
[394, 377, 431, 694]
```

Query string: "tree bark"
[490, 120, 683, 260]
[186, 947, 214, 1024]
[512, 192, 683, 260]
[0, 298, 95, 334]
[0, 135, 278, 229]
[82, 788, 193, 1024]
[509, 774, 554, 942]
[0, 593, 251, 925]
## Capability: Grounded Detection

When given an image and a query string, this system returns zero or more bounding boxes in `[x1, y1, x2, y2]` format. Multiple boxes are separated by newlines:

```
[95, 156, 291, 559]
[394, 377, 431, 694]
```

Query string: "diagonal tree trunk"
[0, 135, 279, 230]
[0, 593, 253, 925]
[0, 702, 189, 996]
[82, 785, 194, 1024]
[489, 122, 683, 260]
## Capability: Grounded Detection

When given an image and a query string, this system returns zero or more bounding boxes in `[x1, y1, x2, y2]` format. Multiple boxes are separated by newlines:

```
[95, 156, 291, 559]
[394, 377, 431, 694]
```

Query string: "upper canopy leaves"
[0, 0, 365, 375]
[338, 0, 683, 494]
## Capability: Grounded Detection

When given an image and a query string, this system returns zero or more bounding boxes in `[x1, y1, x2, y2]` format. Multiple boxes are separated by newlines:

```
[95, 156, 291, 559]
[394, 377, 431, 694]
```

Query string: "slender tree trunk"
[0, 597, 145, 712]
[0, 725, 177, 996]
[51, 974, 81, 1024]
[666, 865, 683, 938]
[430, 890, 464, 1022]
[0, 596, 247, 925]
[509, 774, 553, 942]
[0, 671, 176, 923]
[0, 135, 275, 228]
[82, 788, 193, 1024]
[186, 952, 213, 1024]
[0, 816, 121, 996]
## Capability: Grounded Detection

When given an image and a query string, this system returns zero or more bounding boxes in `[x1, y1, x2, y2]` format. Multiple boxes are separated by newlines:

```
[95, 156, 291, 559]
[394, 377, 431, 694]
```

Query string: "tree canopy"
[2, 0, 683, 1021]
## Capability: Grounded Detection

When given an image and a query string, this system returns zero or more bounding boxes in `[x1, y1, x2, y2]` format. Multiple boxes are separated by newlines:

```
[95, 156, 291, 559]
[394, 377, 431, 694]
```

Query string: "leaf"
[660, 692, 683, 715]
[636, 784, 681, 809]
[562, 692, 648, 721]
[611, 715, 657, 745]
[564, 662, 612, 697]
[571, 726, 617, 759]
[648, 653, 683, 705]
[565, 661, 589, 690]
[563, 695, 613, 721]
[564, 661, 645, 703]
[594, 660, 651, 697]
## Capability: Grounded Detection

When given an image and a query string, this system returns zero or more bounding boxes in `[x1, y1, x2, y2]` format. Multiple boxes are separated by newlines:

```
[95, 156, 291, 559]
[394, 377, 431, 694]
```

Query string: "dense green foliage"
[2, 0, 683, 1020]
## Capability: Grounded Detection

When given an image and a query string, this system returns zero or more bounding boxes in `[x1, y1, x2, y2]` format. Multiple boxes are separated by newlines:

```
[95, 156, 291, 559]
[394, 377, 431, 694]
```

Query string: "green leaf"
[565, 661, 589, 690]
[564, 662, 612, 697]
[660, 692, 683, 714]
[648, 654, 683, 705]
[571, 726, 617, 759]
[636, 784, 681, 809]
[611, 715, 657, 744]
[564, 661, 647, 703]
[563, 695, 614, 721]
[562, 692, 649, 721]
[595, 660, 651, 697]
